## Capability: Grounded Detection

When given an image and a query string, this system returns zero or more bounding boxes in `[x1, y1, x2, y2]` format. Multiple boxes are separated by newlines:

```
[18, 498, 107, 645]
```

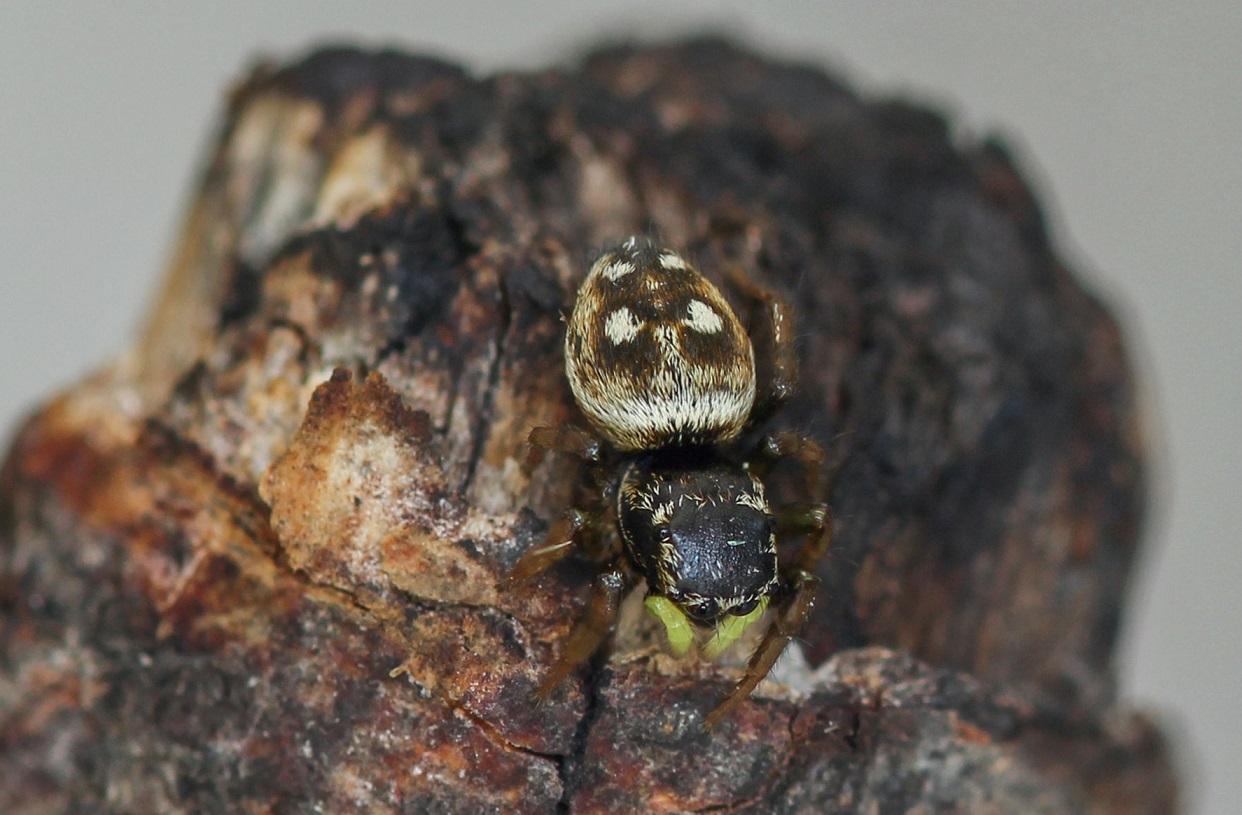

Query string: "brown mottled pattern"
[566, 239, 756, 450]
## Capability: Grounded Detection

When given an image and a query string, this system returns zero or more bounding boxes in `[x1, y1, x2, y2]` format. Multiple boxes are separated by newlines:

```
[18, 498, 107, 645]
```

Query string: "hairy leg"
[704, 570, 818, 728]
[537, 566, 631, 697]
[523, 424, 603, 473]
[499, 509, 590, 590]
[726, 266, 799, 426]
[704, 501, 832, 727]
[749, 430, 827, 496]
[777, 503, 832, 567]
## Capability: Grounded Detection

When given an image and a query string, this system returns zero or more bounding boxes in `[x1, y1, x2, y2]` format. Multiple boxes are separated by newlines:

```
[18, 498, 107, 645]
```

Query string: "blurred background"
[1, 3, 1236, 812]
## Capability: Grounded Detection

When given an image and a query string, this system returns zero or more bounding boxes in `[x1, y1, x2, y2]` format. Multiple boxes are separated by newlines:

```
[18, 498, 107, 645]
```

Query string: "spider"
[506, 236, 831, 726]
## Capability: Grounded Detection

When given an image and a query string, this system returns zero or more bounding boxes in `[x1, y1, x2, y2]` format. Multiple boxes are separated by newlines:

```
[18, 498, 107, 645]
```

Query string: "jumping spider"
[507, 236, 831, 726]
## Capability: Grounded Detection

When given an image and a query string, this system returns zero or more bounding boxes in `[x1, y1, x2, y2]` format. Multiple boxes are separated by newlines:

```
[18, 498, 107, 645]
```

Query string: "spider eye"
[685, 598, 720, 621]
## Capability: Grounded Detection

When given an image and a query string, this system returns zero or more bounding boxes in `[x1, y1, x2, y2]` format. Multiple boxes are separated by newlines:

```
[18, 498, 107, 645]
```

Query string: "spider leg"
[776, 501, 833, 572]
[725, 266, 798, 427]
[523, 424, 603, 474]
[704, 569, 818, 728]
[704, 501, 832, 727]
[499, 509, 590, 591]
[536, 565, 632, 698]
[749, 430, 826, 496]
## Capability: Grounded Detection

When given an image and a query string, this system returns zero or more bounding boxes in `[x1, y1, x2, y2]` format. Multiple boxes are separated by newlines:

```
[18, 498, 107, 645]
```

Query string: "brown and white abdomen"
[565, 237, 756, 451]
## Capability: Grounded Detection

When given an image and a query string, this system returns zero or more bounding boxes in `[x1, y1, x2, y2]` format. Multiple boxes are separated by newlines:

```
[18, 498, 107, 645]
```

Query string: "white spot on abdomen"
[683, 300, 723, 333]
[605, 306, 644, 343]
[601, 259, 636, 281]
[659, 252, 688, 270]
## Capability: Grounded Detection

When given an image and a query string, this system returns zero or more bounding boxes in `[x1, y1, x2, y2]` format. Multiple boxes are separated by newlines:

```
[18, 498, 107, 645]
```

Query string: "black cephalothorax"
[504, 236, 832, 726]
[618, 450, 777, 623]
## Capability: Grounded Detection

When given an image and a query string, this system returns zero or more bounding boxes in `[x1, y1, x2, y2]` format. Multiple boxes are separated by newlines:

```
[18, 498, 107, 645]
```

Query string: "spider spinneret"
[507, 235, 831, 726]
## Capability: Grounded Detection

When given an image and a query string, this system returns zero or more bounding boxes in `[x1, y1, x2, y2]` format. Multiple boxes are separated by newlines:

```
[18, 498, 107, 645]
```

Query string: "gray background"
[1, 4, 1236, 812]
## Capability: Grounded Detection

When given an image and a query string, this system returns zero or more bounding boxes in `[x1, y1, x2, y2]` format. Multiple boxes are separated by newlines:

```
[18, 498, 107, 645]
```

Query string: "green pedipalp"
[703, 596, 770, 660]
[645, 595, 695, 655]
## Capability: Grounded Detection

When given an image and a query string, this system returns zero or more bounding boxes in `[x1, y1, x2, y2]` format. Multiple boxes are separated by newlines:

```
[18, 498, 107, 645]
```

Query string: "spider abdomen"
[565, 237, 756, 451]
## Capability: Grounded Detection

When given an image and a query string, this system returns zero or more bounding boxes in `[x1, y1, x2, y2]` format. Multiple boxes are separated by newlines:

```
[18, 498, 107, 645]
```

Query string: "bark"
[0, 39, 1177, 814]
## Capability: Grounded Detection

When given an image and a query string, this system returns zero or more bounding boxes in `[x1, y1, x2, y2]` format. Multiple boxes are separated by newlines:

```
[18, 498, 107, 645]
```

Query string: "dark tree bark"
[0, 39, 1177, 814]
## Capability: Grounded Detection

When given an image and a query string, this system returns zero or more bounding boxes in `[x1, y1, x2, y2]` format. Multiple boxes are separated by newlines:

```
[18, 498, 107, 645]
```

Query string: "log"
[0, 39, 1177, 813]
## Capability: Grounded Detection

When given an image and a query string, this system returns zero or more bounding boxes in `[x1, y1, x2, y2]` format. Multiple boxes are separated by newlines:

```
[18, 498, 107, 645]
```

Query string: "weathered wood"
[0, 39, 1176, 813]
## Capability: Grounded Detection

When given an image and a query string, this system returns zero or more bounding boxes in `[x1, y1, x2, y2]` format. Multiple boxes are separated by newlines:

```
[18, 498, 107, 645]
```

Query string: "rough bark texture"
[0, 39, 1177, 814]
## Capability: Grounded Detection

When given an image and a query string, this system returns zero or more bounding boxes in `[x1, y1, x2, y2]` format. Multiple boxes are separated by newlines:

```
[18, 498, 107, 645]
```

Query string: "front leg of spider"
[704, 501, 831, 727]
[536, 566, 632, 698]
[513, 235, 830, 724]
